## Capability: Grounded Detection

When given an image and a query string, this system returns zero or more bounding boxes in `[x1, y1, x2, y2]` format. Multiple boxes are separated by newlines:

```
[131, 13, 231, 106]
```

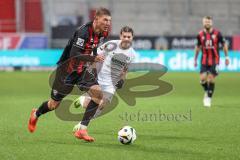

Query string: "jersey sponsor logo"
[205, 39, 214, 49]
[112, 57, 126, 66]
[111, 54, 130, 67]
[76, 38, 85, 47]
[53, 89, 58, 96]
[212, 35, 216, 40]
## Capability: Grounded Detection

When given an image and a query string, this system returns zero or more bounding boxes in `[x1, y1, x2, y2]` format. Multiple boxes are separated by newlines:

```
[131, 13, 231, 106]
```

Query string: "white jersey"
[96, 40, 136, 87]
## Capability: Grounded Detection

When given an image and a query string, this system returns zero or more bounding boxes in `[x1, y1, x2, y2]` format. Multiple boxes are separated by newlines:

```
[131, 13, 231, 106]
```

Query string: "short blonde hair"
[203, 16, 213, 20]
[95, 7, 111, 18]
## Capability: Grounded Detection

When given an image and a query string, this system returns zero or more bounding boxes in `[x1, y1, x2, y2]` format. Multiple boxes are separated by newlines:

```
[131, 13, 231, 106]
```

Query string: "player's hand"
[116, 79, 124, 89]
[225, 57, 230, 66]
[194, 60, 197, 68]
[94, 54, 104, 62]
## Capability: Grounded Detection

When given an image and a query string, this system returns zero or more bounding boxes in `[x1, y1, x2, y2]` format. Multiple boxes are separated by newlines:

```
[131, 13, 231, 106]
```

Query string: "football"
[118, 126, 137, 144]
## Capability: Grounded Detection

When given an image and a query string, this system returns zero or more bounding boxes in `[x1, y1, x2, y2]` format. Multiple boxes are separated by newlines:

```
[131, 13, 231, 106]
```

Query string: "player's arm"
[194, 35, 201, 67]
[121, 67, 128, 80]
[97, 41, 117, 56]
[70, 46, 104, 62]
[70, 31, 104, 62]
[223, 43, 229, 66]
[116, 49, 136, 89]
[219, 32, 229, 66]
[116, 67, 128, 89]
[94, 42, 108, 62]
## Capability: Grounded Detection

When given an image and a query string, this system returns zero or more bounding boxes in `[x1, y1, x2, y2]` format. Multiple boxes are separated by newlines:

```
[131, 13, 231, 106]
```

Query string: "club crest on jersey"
[76, 38, 85, 47]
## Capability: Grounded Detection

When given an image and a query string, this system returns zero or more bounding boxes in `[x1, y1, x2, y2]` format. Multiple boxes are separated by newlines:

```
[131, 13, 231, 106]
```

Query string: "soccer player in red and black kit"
[28, 8, 111, 141]
[194, 16, 229, 107]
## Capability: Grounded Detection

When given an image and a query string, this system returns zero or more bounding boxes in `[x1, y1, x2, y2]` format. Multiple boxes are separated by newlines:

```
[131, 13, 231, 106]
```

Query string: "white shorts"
[79, 84, 116, 106]
[99, 84, 116, 102]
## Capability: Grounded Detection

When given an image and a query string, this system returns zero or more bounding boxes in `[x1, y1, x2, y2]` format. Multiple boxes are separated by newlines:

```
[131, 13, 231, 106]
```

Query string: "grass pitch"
[0, 71, 239, 160]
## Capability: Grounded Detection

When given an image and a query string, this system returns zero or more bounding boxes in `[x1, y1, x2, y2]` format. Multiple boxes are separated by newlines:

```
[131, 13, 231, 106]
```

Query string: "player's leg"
[76, 84, 114, 117]
[72, 92, 91, 132]
[74, 84, 103, 142]
[74, 92, 91, 109]
[207, 74, 216, 98]
[205, 65, 218, 107]
[200, 65, 208, 93]
[204, 74, 215, 107]
[73, 86, 114, 133]
[200, 65, 209, 106]
[208, 65, 218, 98]
[28, 92, 64, 133]
[28, 70, 75, 133]
[93, 84, 115, 118]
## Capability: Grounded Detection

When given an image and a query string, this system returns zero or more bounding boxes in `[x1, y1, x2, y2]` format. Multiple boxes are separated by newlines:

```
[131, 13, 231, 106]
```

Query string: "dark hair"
[203, 16, 213, 20]
[120, 26, 134, 36]
[95, 7, 111, 17]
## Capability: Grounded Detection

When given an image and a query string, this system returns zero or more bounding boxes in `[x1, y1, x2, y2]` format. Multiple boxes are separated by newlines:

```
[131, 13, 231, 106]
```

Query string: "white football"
[118, 126, 136, 144]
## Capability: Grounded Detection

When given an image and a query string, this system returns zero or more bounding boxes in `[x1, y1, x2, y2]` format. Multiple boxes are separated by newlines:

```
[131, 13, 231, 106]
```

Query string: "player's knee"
[208, 78, 215, 83]
[96, 91, 103, 100]
[207, 75, 215, 83]
[200, 79, 207, 84]
[200, 74, 207, 81]
[89, 86, 103, 100]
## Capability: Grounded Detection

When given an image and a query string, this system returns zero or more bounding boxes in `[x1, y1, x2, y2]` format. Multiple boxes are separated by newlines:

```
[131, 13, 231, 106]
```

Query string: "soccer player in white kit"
[73, 26, 136, 141]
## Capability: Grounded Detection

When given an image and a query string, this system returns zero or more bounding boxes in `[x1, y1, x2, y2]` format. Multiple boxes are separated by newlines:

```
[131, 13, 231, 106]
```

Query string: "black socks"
[36, 101, 51, 118]
[80, 100, 99, 126]
[200, 80, 208, 92]
[208, 82, 215, 98]
[200, 81, 215, 98]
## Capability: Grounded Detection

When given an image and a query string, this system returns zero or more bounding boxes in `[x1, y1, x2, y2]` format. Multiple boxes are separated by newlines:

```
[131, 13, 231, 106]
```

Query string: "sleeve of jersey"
[97, 41, 116, 56]
[196, 34, 201, 47]
[131, 49, 137, 63]
[69, 30, 95, 62]
[218, 32, 226, 45]
[96, 42, 108, 55]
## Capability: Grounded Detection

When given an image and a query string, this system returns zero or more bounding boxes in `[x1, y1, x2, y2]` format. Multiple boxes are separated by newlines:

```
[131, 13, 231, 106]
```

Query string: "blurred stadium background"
[0, 0, 240, 71]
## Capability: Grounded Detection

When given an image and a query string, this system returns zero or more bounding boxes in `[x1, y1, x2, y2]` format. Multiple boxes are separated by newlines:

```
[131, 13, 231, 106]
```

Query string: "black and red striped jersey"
[57, 22, 108, 73]
[196, 28, 225, 66]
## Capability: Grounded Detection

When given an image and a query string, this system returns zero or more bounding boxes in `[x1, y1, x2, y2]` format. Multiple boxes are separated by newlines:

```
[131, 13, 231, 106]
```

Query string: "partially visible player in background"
[28, 8, 111, 141]
[73, 26, 136, 141]
[194, 16, 229, 107]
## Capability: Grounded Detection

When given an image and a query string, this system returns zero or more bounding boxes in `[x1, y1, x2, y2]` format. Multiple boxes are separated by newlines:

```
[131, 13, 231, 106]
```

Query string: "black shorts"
[50, 67, 98, 101]
[200, 64, 219, 76]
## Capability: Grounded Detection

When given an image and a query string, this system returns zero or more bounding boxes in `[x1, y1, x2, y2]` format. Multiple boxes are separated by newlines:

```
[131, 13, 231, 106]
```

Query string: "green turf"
[0, 71, 240, 160]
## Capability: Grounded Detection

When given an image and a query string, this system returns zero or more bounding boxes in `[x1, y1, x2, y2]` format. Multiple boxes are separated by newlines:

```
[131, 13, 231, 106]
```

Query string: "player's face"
[95, 15, 111, 32]
[120, 32, 133, 49]
[203, 18, 213, 30]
